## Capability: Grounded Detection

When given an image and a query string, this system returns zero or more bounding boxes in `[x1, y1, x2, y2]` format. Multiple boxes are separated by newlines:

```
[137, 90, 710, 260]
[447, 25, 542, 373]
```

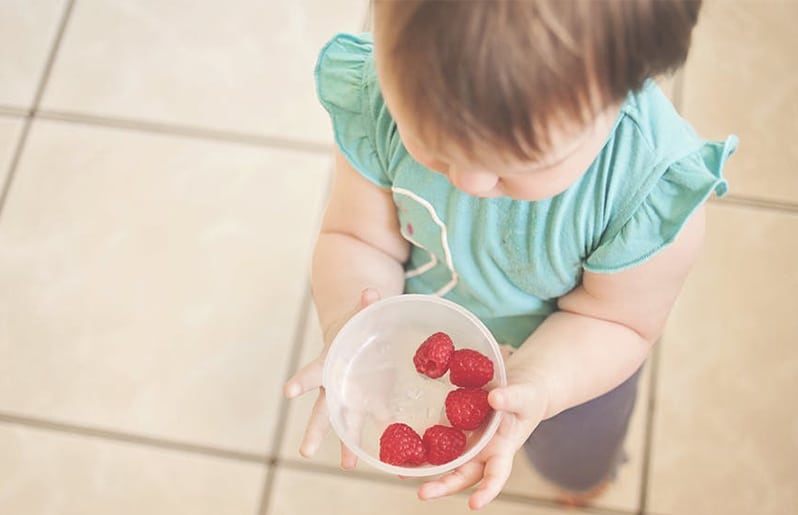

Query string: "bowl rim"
[322, 293, 507, 477]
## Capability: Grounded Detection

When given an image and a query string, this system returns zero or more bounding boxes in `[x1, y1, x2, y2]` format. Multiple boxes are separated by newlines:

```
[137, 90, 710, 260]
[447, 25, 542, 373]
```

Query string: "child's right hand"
[282, 288, 382, 469]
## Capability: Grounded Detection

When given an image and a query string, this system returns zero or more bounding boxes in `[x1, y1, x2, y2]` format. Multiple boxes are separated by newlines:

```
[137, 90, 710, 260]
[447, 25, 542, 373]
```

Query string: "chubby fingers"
[489, 382, 548, 423]
[467, 416, 520, 509]
[283, 357, 324, 399]
[299, 390, 330, 458]
[358, 287, 381, 309]
[488, 384, 527, 413]
[340, 408, 364, 470]
[417, 461, 483, 501]
[468, 451, 514, 510]
[340, 442, 358, 470]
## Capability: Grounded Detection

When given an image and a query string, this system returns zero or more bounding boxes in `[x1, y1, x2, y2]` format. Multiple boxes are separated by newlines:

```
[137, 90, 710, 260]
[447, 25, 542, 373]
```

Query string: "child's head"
[373, 0, 702, 200]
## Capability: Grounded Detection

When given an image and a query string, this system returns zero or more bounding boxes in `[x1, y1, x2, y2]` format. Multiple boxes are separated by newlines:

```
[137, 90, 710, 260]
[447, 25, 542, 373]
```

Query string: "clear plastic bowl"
[322, 294, 507, 477]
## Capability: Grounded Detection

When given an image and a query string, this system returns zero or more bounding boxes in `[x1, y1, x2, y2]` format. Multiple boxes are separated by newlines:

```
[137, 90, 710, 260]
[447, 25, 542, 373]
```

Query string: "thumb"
[358, 288, 381, 310]
[488, 382, 546, 417]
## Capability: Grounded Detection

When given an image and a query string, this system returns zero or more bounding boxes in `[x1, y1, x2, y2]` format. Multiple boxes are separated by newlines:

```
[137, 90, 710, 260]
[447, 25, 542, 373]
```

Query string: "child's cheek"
[404, 143, 449, 175]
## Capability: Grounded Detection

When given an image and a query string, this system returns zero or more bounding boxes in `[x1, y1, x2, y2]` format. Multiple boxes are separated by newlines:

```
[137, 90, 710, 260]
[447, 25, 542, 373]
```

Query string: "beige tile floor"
[0, 1, 795, 514]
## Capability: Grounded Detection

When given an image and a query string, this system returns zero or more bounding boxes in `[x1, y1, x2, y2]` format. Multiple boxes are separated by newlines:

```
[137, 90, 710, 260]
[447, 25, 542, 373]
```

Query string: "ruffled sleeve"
[315, 33, 392, 188]
[584, 136, 738, 273]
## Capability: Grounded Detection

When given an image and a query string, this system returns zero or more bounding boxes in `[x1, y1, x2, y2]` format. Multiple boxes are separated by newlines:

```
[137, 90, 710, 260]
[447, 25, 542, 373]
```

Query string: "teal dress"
[316, 33, 737, 348]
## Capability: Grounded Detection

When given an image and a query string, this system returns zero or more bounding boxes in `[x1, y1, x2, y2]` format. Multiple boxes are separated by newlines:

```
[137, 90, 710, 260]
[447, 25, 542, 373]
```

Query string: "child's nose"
[448, 167, 499, 196]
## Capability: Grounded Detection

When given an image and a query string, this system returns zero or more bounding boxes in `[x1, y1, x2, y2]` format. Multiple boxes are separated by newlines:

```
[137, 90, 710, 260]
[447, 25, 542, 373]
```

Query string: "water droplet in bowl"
[407, 387, 422, 400]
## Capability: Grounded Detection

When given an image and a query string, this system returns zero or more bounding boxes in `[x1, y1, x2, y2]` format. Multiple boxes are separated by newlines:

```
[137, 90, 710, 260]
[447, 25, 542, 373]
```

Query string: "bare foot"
[554, 480, 610, 508]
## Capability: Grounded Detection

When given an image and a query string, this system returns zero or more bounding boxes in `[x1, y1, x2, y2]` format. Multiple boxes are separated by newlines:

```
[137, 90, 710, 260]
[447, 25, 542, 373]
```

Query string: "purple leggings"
[522, 366, 644, 492]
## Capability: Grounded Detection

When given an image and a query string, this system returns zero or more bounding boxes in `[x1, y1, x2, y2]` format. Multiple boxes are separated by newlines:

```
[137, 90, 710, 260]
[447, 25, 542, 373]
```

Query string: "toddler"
[284, 0, 737, 509]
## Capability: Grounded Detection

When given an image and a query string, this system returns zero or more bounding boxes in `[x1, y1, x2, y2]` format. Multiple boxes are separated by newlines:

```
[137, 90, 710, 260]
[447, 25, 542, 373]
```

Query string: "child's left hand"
[417, 364, 550, 510]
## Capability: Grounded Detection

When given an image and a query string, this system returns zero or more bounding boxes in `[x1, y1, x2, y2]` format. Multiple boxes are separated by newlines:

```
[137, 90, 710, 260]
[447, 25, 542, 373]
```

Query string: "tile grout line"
[36, 109, 333, 155]
[710, 194, 798, 215]
[674, 67, 798, 216]
[30, 0, 77, 111]
[256, 284, 315, 515]
[0, 105, 30, 118]
[0, 0, 75, 217]
[637, 341, 662, 514]
[0, 117, 34, 215]
[0, 411, 268, 464]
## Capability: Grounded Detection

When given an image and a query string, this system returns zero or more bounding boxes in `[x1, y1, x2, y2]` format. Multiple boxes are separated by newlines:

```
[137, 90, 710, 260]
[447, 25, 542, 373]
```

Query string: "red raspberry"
[413, 332, 454, 379]
[422, 425, 467, 465]
[445, 388, 493, 431]
[449, 349, 494, 388]
[379, 423, 426, 466]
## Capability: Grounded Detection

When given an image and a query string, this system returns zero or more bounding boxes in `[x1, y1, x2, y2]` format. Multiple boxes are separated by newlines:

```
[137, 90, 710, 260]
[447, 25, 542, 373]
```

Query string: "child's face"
[380, 78, 621, 202]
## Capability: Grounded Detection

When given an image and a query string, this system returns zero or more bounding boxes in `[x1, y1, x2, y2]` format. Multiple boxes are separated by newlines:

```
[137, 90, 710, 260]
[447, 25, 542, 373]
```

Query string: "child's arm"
[311, 150, 409, 344]
[419, 207, 707, 510]
[284, 149, 409, 466]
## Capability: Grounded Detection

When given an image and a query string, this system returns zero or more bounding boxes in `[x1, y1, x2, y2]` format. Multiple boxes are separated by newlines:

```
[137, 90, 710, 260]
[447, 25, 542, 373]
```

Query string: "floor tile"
[0, 422, 264, 515]
[0, 119, 330, 454]
[268, 467, 569, 515]
[41, 0, 368, 144]
[0, 116, 25, 186]
[682, 0, 798, 204]
[503, 363, 649, 512]
[0, 0, 66, 109]
[649, 204, 798, 515]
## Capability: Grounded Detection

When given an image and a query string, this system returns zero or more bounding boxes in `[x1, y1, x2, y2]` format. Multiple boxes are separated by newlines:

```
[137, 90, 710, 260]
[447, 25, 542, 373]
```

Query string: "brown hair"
[374, 0, 702, 163]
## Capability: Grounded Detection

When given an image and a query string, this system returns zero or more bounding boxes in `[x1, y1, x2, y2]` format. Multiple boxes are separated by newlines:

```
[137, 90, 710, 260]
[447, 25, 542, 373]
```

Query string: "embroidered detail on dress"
[393, 187, 458, 296]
